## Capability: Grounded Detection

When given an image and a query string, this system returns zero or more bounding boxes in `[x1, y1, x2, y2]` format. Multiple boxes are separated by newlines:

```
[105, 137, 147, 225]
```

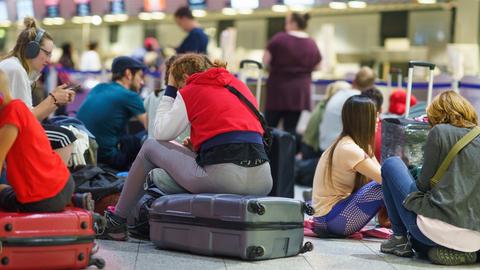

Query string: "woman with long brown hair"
[381, 91, 480, 265]
[312, 95, 383, 237]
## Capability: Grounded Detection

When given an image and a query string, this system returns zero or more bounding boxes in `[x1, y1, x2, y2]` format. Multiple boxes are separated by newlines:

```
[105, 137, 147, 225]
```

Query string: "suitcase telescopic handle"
[240, 60, 263, 69]
[408, 61, 436, 70]
[405, 61, 436, 118]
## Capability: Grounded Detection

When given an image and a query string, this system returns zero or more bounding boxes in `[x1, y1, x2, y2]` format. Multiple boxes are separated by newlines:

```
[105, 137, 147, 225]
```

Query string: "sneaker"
[97, 208, 128, 241]
[71, 192, 95, 212]
[428, 247, 477, 265]
[380, 235, 414, 257]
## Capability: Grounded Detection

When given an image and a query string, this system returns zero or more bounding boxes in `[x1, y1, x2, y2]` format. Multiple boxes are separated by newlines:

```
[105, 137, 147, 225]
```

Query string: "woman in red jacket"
[100, 54, 273, 241]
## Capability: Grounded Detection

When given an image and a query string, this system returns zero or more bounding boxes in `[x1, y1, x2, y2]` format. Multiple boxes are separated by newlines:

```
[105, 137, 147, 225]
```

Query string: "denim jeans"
[381, 157, 436, 248]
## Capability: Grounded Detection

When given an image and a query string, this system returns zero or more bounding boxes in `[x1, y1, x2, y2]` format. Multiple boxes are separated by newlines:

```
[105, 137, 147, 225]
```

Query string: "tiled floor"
[94, 237, 479, 270]
[91, 186, 479, 270]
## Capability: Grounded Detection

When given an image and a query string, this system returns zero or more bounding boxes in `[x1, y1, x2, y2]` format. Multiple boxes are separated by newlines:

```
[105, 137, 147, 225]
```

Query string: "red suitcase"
[0, 208, 105, 269]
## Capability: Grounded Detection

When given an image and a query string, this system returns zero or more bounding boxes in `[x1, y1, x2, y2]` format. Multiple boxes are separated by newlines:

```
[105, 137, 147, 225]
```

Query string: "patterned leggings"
[313, 181, 384, 237]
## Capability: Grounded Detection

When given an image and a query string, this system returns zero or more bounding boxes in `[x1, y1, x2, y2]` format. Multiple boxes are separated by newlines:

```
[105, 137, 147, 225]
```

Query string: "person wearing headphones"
[0, 17, 77, 164]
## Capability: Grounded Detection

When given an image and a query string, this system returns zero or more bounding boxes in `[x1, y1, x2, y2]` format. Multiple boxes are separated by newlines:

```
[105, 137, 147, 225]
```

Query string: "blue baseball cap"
[111, 56, 146, 74]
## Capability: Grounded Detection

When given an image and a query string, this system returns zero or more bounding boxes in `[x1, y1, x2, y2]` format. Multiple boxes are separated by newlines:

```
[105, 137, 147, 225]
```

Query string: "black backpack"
[71, 165, 125, 201]
[127, 187, 163, 240]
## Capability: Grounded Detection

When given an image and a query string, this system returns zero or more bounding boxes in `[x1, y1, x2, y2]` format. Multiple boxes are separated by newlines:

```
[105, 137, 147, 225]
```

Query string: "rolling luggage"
[0, 208, 105, 269]
[149, 194, 314, 260]
[382, 61, 435, 167]
[239, 60, 295, 198]
[268, 128, 295, 197]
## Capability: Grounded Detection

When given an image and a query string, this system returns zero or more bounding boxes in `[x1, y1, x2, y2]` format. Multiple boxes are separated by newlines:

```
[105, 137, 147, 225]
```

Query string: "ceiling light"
[289, 5, 309, 12]
[0, 20, 11, 27]
[348, 1, 367, 8]
[91, 15, 102, 25]
[192, 9, 207, 18]
[139, 12, 152, 20]
[222, 8, 237, 16]
[418, 0, 436, 4]
[151, 12, 165, 20]
[103, 14, 116, 22]
[42, 17, 64, 26]
[238, 9, 253, 15]
[272, 4, 289, 12]
[329, 1, 347, 9]
[72, 16, 92, 24]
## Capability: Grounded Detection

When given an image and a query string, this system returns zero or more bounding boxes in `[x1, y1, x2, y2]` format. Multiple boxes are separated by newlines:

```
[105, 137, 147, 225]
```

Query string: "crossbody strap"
[430, 126, 480, 188]
[224, 85, 272, 148]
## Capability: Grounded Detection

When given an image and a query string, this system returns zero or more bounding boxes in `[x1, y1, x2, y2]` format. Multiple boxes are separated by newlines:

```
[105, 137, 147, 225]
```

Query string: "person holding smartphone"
[0, 17, 76, 164]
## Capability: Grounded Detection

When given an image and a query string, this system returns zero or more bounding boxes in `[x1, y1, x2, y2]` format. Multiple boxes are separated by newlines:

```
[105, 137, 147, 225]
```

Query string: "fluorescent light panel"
[329, 1, 347, 9]
[348, 1, 367, 8]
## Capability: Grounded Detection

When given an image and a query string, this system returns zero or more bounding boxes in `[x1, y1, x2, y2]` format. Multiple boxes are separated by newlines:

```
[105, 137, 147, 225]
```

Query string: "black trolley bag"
[382, 61, 435, 167]
[239, 60, 295, 198]
[149, 194, 314, 260]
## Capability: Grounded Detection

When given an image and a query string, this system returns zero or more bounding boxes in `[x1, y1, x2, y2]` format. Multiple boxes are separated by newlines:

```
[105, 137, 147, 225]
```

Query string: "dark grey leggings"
[115, 138, 273, 218]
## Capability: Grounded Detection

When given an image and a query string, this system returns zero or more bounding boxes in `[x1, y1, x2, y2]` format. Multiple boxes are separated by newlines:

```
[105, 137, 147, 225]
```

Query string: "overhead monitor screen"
[109, 0, 125, 14]
[188, 0, 206, 9]
[45, 0, 60, 17]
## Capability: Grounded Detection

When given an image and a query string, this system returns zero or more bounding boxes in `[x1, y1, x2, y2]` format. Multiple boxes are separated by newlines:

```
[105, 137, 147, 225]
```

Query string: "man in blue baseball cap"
[77, 56, 147, 170]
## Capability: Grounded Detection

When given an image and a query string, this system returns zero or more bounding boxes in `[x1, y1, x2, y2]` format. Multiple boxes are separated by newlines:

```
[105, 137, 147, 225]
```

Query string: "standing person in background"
[77, 56, 147, 171]
[174, 6, 209, 54]
[0, 17, 76, 164]
[55, 42, 77, 116]
[263, 12, 321, 146]
[319, 67, 376, 152]
[80, 41, 102, 72]
[59, 42, 75, 70]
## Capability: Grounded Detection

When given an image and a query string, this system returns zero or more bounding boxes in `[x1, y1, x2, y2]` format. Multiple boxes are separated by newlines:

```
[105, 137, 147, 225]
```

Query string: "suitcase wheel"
[89, 256, 106, 269]
[93, 213, 107, 235]
[247, 246, 265, 259]
[247, 201, 265, 215]
[303, 203, 315, 216]
[299, 241, 314, 253]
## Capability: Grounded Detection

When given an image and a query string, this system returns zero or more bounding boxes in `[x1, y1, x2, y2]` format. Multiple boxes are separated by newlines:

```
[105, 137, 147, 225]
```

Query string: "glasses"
[40, 47, 52, 58]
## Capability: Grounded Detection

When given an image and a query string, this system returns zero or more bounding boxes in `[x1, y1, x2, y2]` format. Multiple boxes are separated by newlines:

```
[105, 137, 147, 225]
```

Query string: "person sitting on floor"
[77, 56, 147, 171]
[0, 70, 92, 212]
[381, 90, 480, 266]
[312, 95, 383, 237]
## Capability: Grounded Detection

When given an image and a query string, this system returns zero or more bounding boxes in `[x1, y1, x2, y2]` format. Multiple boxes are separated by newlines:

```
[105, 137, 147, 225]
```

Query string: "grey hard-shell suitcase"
[149, 194, 314, 260]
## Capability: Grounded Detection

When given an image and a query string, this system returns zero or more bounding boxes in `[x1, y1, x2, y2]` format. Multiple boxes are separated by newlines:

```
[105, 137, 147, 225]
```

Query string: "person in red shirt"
[0, 70, 92, 212]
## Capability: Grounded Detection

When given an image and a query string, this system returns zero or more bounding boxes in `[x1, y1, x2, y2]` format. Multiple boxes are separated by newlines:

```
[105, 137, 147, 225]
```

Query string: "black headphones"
[25, 28, 45, 59]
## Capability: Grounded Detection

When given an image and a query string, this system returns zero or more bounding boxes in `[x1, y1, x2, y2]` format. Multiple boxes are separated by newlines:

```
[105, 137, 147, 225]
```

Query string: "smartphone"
[68, 84, 81, 92]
